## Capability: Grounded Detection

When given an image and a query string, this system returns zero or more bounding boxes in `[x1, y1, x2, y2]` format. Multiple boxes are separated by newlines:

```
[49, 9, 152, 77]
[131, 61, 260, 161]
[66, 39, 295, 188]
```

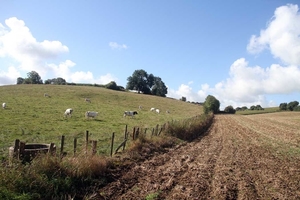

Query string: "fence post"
[110, 132, 115, 157]
[92, 140, 97, 156]
[85, 130, 89, 154]
[123, 125, 128, 151]
[19, 141, 25, 160]
[73, 138, 77, 156]
[136, 127, 140, 139]
[13, 139, 20, 159]
[132, 127, 136, 140]
[158, 127, 163, 136]
[49, 143, 55, 156]
[60, 135, 65, 158]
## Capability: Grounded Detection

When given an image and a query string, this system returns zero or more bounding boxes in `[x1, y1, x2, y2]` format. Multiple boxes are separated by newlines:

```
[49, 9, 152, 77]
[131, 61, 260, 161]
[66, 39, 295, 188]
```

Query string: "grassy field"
[235, 106, 279, 115]
[0, 84, 203, 157]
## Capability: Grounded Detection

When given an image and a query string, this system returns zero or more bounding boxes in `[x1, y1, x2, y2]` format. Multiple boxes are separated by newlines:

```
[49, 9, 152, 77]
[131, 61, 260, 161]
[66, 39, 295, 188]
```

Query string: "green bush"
[164, 113, 214, 142]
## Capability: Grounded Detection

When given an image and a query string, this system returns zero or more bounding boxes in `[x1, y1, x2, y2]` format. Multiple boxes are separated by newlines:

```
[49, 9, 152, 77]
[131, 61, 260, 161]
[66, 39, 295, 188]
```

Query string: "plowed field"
[99, 112, 300, 199]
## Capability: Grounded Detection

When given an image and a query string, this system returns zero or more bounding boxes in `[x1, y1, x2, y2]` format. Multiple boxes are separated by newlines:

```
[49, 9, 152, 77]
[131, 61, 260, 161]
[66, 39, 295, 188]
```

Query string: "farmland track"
[98, 114, 300, 200]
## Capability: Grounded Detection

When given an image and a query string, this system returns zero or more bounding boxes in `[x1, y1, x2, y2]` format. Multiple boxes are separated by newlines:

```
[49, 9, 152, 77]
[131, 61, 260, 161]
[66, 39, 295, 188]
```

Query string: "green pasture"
[0, 84, 203, 157]
[235, 107, 279, 115]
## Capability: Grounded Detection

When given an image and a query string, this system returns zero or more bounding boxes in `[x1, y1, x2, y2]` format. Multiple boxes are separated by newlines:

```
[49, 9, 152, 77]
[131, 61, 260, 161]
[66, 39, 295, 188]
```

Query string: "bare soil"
[98, 113, 300, 200]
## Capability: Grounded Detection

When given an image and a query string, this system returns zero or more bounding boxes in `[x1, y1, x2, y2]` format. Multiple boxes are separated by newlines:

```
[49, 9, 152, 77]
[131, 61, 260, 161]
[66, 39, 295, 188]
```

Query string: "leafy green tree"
[126, 69, 150, 94]
[16, 77, 24, 84]
[180, 96, 187, 102]
[287, 101, 299, 111]
[105, 81, 118, 90]
[250, 105, 256, 110]
[45, 77, 66, 85]
[279, 103, 287, 110]
[256, 105, 264, 110]
[126, 69, 168, 97]
[224, 105, 236, 114]
[241, 106, 248, 110]
[26, 71, 43, 84]
[151, 77, 168, 97]
[203, 95, 220, 114]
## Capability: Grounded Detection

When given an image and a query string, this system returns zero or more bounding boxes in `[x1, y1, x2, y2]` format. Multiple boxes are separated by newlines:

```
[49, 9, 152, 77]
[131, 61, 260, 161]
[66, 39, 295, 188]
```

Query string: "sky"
[0, 0, 300, 109]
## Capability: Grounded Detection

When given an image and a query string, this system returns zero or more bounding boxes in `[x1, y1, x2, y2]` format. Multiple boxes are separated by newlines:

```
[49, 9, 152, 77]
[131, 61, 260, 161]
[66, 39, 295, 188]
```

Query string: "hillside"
[0, 84, 202, 156]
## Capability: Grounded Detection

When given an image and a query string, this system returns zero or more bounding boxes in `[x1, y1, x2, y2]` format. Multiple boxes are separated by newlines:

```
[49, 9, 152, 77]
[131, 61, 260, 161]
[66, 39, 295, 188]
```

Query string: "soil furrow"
[98, 114, 300, 200]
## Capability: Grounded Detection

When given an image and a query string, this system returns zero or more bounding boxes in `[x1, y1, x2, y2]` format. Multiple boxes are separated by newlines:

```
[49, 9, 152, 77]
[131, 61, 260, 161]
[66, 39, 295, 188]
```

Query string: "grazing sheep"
[85, 111, 98, 118]
[44, 93, 50, 97]
[2, 103, 6, 109]
[139, 105, 143, 110]
[123, 111, 138, 118]
[85, 98, 91, 103]
[64, 108, 73, 117]
[155, 109, 160, 114]
[166, 110, 170, 114]
[150, 107, 155, 112]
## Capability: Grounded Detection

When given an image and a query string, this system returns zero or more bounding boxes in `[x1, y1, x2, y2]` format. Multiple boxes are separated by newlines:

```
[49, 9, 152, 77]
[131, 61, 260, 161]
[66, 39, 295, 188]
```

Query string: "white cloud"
[167, 83, 208, 102]
[0, 66, 21, 85]
[247, 4, 300, 66]
[109, 42, 128, 50]
[0, 17, 118, 85]
[168, 4, 300, 109]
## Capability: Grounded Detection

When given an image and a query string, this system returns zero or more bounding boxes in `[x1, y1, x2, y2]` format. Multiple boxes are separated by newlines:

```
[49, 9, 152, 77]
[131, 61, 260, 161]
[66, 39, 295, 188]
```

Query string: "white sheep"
[2, 103, 6, 109]
[155, 109, 160, 114]
[150, 107, 155, 112]
[64, 108, 73, 117]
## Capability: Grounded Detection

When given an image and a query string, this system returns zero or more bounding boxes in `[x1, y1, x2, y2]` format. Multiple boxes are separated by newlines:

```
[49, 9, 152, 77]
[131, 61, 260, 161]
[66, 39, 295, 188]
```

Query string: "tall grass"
[164, 113, 214, 141]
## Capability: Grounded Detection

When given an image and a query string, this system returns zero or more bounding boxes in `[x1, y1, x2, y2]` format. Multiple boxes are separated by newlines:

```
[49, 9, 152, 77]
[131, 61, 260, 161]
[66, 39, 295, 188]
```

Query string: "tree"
[224, 105, 236, 114]
[105, 81, 118, 90]
[45, 77, 66, 85]
[279, 103, 287, 110]
[126, 69, 150, 94]
[287, 101, 299, 111]
[203, 95, 220, 114]
[180, 96, 187, 102]
[151, 77, 168, 97]
[17, 77, 24, 84]
[26, 71, 43, 84]
[126, 69, 168, 97]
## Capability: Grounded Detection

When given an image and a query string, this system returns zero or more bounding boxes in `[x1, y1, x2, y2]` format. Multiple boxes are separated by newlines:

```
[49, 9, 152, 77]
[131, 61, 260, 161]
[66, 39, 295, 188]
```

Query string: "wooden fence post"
[60, 135, 65, 158]
[155, 124, 159, 135]
[85, 130, 89, 154]
[19, 141, 25, 160]
[13, 139, 20, 159]
[135, 127, 140, 139]
[110, 132, 115, 157]
[132, 127, 136, 140]
[92, 140, 97, 156]
[49, 143, 55, 156]
[158, 127, 163, 136]
[73, 138, 77, 156]
[123, 125, 128, 151]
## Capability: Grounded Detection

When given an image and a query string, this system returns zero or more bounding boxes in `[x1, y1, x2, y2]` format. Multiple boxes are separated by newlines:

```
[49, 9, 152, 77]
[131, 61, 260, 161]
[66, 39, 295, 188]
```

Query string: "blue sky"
[0, 1, 300, 109]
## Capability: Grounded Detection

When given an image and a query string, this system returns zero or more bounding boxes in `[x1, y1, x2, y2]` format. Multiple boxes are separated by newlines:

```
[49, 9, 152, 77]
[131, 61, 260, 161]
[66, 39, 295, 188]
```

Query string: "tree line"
[279, 101, 300, 111]
[16, 69, 168, 97]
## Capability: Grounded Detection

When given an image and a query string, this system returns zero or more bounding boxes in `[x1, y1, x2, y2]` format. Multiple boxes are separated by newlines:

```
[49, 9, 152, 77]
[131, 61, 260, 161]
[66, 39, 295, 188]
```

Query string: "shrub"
[224, 105, 236, 114]
[164, 113, 214, 142]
